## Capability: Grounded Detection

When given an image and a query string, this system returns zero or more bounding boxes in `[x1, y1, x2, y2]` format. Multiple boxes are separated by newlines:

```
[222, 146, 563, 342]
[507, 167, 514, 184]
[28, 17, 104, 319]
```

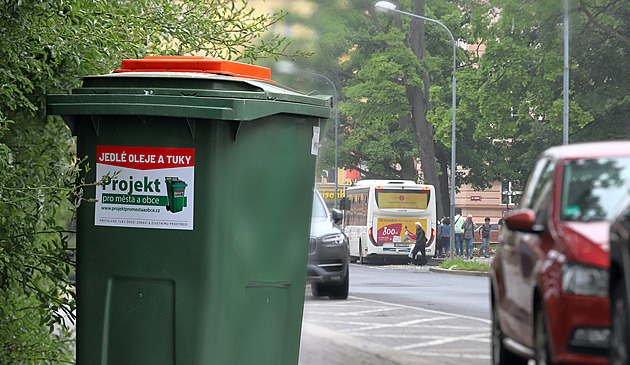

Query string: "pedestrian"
[477, 217, 492, 257]
[462, 214, 477, 259]
[408, 221, 427, 265]
[452, 208, 465, 258]
[435, 219, 443, 257]
[439, 217, 451, 258]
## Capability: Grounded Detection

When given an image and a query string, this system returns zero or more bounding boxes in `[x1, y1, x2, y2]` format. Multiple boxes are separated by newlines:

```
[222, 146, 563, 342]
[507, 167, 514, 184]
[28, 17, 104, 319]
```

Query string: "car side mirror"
[331, 209, 343, 225]
[504, 209, 545, 234]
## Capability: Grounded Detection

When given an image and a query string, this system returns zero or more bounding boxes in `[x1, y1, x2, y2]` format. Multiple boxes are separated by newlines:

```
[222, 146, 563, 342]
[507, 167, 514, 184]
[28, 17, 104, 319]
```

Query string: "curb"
[429, 267, 490, 277]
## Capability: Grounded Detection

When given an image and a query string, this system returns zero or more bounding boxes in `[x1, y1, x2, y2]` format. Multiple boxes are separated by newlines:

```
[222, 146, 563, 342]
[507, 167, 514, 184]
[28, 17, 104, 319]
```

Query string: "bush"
[1, 1, 304, 362]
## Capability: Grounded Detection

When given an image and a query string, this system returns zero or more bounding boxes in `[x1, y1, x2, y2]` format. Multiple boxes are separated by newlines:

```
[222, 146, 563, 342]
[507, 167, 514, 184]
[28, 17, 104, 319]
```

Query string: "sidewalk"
[354, 255, 494, 277]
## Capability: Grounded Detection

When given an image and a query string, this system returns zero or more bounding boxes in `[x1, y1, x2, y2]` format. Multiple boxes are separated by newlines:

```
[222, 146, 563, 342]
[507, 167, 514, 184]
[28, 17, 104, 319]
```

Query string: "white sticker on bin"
[94, 145, 195, 230]
[311, 126, 320, 156]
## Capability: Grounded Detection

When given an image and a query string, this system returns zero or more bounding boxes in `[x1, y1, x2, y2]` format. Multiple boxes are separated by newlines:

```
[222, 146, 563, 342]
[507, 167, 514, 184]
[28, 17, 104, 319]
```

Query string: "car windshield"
[560, 156, 630, 222]
[312, 192, 328, 219]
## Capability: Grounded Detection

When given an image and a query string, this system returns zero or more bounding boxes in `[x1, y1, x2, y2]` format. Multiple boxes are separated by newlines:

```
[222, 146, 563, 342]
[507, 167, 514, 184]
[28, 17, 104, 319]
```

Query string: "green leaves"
[0, 113, 77, 362]
[452, 0, 629, 190]
[340, 29, 423, 178]
[0, 0, 305, 362]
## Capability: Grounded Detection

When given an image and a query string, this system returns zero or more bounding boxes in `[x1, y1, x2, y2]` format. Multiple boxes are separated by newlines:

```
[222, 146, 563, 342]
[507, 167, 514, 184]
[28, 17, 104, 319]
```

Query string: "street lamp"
[275, 61, 340, 209]
[375, 1, 458, 260]
[563, 0, 569, 145]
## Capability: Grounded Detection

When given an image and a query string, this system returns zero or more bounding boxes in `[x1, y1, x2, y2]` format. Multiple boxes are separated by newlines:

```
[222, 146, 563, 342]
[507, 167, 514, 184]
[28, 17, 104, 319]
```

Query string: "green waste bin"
[47, 56, 332, 365]
[164, 177, 188, 213]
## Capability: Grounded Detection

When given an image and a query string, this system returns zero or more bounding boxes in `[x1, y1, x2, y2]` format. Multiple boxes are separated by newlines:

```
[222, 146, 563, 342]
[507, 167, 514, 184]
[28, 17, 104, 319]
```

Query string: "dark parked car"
[491, 141, 630, 365]
[609, 195, 630, 364]
[307, 190, 349, 300]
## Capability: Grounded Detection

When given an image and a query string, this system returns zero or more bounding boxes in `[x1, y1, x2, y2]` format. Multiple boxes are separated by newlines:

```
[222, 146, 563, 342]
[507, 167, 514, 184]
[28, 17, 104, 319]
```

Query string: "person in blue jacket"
[439, 217, 451, 258]
[477, 217, 492, 257]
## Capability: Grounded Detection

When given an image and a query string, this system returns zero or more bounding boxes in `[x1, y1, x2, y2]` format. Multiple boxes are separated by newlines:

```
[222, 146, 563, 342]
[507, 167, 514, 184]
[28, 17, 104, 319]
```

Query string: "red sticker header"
[97, 145, 195, 170]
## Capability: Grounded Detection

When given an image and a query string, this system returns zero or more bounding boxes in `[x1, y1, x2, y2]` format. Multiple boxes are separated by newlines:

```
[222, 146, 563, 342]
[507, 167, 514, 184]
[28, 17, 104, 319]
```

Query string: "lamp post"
[375, 1, 457, 260]
[275, 61, 340, 209]
[563, 0, 569, 145]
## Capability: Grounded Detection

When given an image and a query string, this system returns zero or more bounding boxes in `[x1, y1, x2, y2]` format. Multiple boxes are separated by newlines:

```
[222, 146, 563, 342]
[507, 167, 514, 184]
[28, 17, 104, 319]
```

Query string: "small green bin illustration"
[165, 177, 187, 213]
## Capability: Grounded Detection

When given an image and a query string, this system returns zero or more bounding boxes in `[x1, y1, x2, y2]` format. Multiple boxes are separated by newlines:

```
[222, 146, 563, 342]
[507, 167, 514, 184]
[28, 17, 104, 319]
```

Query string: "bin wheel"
[166, 204, 170, 211]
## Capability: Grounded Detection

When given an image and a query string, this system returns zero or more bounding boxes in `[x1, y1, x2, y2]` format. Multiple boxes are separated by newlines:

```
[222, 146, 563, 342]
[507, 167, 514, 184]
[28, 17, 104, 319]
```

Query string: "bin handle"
[245, 281, 291, 288]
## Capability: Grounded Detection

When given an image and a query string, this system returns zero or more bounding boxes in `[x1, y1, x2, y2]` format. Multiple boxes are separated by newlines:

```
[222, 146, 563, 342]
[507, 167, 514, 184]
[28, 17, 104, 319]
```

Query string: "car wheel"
[328, 271, 349, 300]
[311, 283, 326, 298]
[535, 300, 553, 365]
[611, 279, 629, 365]
[492, 301, 527, 365]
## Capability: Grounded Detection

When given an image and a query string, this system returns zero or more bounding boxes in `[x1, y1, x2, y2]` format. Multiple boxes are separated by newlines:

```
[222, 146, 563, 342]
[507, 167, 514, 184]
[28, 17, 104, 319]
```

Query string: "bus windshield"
[375, 189, 430, 210]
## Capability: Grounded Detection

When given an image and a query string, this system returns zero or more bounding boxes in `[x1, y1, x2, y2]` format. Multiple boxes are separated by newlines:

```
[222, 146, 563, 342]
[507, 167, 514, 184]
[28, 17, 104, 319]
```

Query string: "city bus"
[343, 180, 437, 264]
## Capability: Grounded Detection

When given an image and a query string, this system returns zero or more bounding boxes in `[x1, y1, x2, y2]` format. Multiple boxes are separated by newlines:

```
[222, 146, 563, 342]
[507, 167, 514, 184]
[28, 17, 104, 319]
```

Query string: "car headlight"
[322, 233, 345, 245]
[562, 262, 608, 297]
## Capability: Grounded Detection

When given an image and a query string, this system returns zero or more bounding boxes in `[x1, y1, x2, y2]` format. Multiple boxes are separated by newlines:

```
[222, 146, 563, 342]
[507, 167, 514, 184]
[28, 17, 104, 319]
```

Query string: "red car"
[491, 141, 630, 364]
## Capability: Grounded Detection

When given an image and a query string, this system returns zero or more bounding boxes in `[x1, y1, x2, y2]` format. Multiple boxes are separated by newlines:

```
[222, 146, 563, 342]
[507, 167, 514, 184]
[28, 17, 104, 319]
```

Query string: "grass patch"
[440, 258, 491, 272]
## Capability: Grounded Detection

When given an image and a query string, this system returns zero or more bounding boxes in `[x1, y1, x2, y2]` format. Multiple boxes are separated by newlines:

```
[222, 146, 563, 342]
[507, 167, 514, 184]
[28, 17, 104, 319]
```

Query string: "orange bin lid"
[114, 56, 273, 82]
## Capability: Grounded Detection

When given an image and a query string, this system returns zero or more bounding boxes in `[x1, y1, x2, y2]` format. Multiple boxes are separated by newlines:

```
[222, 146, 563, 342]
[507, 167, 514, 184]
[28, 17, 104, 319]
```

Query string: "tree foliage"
[572, 0, 630, 141]
[444, 0, 630, 191]
[0, 0, 300, 362]
[272, 0, 474, 216]
[273, 0, 629, 216]
[342, 28, 424, 180]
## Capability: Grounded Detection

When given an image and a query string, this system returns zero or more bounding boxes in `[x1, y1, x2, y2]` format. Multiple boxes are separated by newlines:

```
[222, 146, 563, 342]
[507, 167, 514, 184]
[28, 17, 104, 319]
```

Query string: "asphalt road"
[299, 262, 492, 365]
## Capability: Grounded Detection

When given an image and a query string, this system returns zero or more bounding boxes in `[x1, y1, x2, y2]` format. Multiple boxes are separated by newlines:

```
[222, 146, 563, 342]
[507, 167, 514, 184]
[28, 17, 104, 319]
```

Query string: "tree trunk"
[436, 145, 451, 219]
[398, 114, 416, 180]
[404, 0, 444, 218]
[399, 156, 417, 180]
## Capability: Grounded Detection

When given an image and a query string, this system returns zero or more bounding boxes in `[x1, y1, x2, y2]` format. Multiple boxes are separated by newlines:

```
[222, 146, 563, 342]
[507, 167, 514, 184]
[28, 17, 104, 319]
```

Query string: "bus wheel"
[358, 241, 365, 264]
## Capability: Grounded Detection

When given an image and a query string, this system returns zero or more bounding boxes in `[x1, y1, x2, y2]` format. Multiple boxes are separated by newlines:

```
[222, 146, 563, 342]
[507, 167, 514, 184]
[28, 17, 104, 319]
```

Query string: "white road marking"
[341, 316, 451, 333]
[303, 294, 491, 364]
[349, 295, 491, 324]
[394, 332, 490, 350]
